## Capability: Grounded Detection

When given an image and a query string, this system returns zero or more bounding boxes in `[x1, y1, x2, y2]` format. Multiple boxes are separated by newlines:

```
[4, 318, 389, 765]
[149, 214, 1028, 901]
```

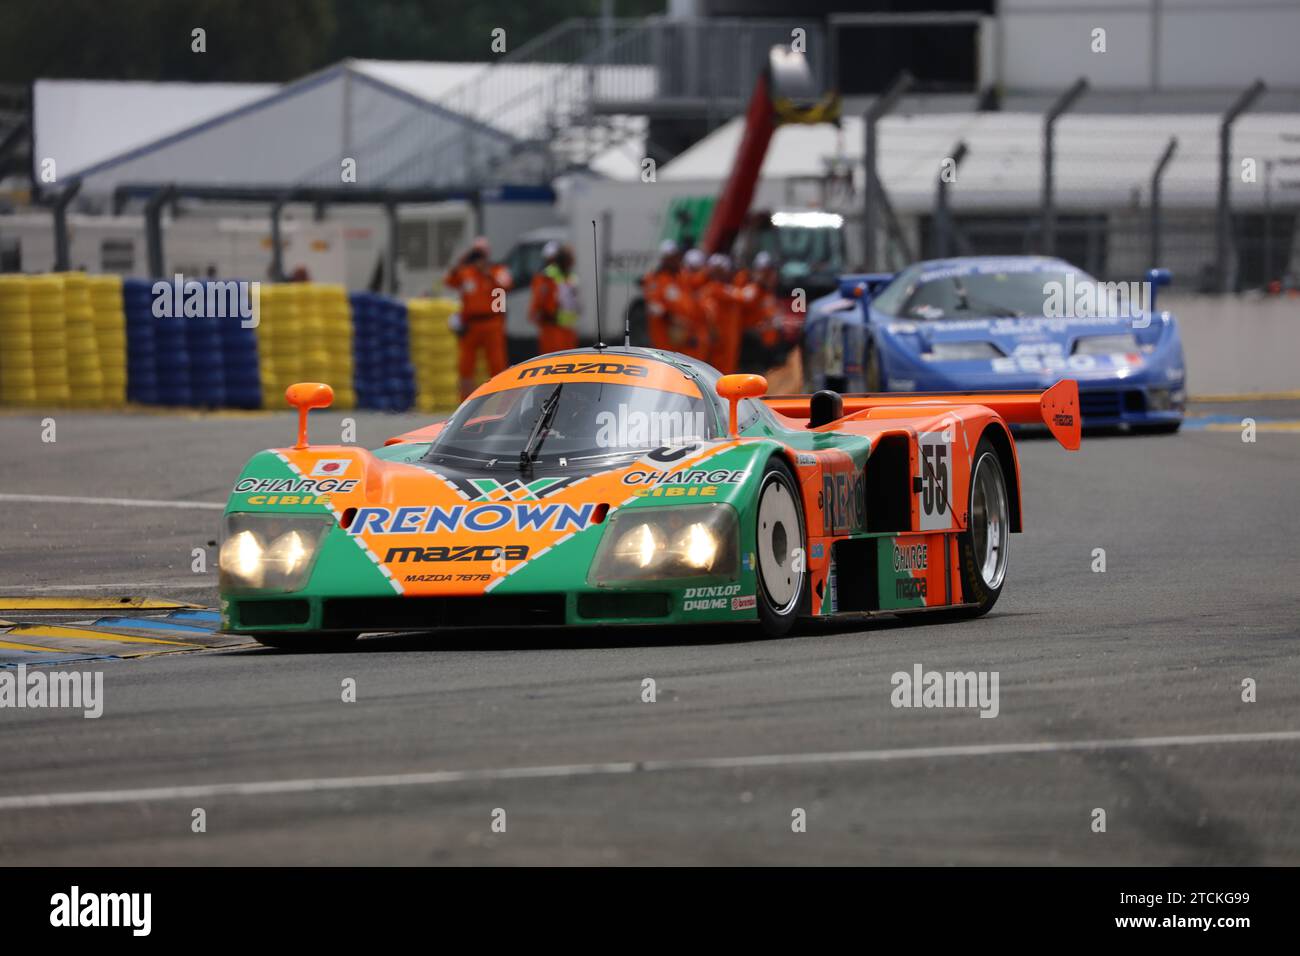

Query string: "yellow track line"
[0, 597, 204, 610]
[0, 639, 69, 653]
[4, 624, 203, 647]
[1191, 390, 1300, 402]
[1204, 421, 1300, 433]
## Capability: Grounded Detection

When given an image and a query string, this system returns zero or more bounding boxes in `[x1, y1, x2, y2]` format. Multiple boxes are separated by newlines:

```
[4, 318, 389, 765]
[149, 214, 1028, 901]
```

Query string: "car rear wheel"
[953, 439, 1009, 618]
[252, 632, 360, 651]
[755, 457, 807, 636]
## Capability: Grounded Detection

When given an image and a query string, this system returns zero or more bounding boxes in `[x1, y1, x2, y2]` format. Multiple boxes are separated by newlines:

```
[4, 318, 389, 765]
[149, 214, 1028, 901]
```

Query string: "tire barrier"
[256, 283, 352, 411]
[407, 297, 461, 412]
[219, 288, 262, 410]
[184, 288, 224, 409]
[1, 275, 435, 413]
[350, 292, 415, 411]
[0, 274, 71, 406]
[63, 273, 106, 407]
[123, 277, 159, 405]
[30, 276, 71, 407]
[87, 275, 128, 407]
[256, 283, 302, 409]
[308, 284, 355, 410]
[0, 274, 39, 407]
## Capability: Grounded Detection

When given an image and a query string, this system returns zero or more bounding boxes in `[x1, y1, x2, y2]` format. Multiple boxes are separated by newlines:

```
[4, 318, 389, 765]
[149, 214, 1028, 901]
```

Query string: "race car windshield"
[873, 268, 1091, 321]
[424, 382, 715, 467]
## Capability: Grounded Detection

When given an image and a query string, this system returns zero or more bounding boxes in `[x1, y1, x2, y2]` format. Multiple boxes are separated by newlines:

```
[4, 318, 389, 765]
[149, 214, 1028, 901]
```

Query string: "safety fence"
[0, 274, 464, 413]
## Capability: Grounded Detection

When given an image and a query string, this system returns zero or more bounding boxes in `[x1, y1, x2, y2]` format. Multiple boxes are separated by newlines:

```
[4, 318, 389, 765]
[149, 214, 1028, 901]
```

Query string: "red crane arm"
[701, 71, 775, 256]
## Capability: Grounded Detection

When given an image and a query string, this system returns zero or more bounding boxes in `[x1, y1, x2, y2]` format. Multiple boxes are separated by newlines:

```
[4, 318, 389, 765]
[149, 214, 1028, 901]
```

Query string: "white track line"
[0, 493, 224, 510]
[2, 729, 1297, 810]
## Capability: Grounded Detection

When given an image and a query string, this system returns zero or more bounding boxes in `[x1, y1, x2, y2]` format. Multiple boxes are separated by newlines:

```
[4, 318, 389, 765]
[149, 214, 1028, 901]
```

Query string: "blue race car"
[803, 256, 1187, 432]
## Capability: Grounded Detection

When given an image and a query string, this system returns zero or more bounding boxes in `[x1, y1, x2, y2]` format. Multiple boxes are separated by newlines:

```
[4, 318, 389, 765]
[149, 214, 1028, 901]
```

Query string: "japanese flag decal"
[311, 458, 352, 477]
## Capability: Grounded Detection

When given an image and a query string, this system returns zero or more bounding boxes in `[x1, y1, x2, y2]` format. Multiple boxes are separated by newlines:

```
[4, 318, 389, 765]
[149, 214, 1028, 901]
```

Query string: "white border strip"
[0, 493, 224, 510]
[2, 729, 1296, 810]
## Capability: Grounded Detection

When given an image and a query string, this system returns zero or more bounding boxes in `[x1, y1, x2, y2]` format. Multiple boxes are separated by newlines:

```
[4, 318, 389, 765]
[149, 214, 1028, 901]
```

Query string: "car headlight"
[219, 514, 332, 592]
[1073, 333, 1138, 355]
[1147, 387, 1184, 411]
[923, 341, 1002, 361]
[589, 504, 738, 584]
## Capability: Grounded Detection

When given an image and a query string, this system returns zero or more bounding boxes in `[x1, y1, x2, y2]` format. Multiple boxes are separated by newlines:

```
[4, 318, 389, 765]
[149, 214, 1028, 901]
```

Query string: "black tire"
[754, 457, 808, 636]
[252, 632, 360, 651]
[952, 438, 1011, 618]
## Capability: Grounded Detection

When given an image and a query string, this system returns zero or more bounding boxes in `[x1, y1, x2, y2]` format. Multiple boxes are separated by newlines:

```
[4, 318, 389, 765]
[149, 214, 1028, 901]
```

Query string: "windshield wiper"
[520, 383, 563, 472]
[565, 447, 662, 464]
[426, 451, 494, 465]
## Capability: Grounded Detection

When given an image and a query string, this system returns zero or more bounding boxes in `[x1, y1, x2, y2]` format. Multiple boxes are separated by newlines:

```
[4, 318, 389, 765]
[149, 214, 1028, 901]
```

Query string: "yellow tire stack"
[62, 272, 106, 407]
[407, 297, 460, 412]
[28, 274, 71, 406]
[316, 284, 355, 409]
[86, 274, 128, 406]
[297, 283, 330, 385]
[0, 276, 38, 406]
[256, 284, 304, 408]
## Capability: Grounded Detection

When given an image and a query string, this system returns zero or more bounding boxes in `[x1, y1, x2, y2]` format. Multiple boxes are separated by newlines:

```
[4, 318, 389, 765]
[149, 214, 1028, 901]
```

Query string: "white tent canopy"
[34, 79, 277, 181]
[58, 61, 527, 200]
[37, 58, 655, 202]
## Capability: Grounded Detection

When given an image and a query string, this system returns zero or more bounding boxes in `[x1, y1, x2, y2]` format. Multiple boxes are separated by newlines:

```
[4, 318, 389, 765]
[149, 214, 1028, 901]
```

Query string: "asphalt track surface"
[0, 401, 1297, 865]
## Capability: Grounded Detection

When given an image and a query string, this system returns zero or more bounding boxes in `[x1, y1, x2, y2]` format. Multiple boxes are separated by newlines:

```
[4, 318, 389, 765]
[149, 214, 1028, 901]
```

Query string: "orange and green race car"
[218, 347, 1081, 648]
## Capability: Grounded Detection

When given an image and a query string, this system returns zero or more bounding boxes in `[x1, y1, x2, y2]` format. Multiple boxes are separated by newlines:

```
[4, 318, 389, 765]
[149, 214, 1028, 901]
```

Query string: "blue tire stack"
[123, 278, 159, 404]
[153, 291, 192, 406]
[347, 293, 415, 411]
[349, 292, 381, 410]
[220, 291, 262, 409]
[185, 281, 226, 408]
[380, 296, 416, 412]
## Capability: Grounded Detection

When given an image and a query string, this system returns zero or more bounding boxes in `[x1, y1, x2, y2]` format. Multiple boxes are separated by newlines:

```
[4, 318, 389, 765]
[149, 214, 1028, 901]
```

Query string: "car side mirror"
[286, 382, 334, 449]
[716, 374, 767, 436]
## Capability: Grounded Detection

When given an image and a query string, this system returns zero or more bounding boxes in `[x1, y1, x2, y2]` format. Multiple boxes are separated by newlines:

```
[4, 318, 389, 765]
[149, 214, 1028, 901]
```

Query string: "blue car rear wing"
[837, 273, 895, 302]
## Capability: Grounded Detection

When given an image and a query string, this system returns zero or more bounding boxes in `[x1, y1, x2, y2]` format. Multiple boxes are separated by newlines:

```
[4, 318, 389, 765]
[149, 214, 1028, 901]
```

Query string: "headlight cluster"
[219, 514, 332, 592]
[924, 341, 1002, 361]
[588, 505, 738, 584]
[1073, 333, 1139, 355]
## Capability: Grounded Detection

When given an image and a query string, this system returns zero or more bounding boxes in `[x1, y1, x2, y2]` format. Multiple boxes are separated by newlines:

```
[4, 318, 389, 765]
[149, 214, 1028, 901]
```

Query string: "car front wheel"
[754, 457, 808, 636]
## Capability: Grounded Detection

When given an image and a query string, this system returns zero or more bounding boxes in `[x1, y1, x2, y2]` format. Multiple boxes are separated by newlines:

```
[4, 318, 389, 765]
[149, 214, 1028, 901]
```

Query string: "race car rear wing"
[764, 379, 1082, 450]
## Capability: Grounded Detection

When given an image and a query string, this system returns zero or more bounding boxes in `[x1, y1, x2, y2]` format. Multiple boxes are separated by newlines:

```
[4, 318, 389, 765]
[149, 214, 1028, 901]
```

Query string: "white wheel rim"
[970, 452, 1009, 591]
[757, 474, 803, 613]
